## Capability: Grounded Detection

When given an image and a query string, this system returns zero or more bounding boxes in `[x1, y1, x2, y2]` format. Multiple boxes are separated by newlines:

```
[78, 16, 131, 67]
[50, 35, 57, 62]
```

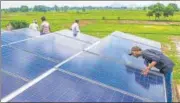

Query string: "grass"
[1, 10, 180, 82]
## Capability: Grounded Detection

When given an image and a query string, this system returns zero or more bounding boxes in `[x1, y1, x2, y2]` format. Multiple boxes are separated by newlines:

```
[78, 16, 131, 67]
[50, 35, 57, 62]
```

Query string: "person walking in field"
[129, 46, 174, 102]
[29, 19, 39, 31]
[71, 19, 80, 37]
[40, 16, 51, 35]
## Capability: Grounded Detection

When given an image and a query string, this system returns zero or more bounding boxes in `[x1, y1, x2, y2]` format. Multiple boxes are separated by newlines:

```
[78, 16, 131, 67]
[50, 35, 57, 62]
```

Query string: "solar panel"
[1, 40, 8, 46]
[11, 70, 145, 102]
[10, 34, 91, 62]
[111, 31, 161, 49]
[55, 29, 100, 44]
[1, 28, 40, 45]
[59, 52, 166, 102]
[1, 31, 31, 44]
[2, 46, 57, 80]
[87, 35, 160, 70]
[12, 28, 40, 37]
[1, 71, 27, 99]
[1, 29, 168, 102]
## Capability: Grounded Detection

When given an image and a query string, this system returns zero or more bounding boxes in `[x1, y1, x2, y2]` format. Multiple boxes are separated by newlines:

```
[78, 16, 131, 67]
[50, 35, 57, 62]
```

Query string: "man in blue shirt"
[129, 46, 174, 102]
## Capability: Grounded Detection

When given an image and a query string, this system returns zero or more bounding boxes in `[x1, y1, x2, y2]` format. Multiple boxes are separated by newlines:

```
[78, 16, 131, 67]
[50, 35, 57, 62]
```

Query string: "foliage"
[146, 11, 153, 18]
[9, 20, 29, 29]
[33, 5, 49, 13]
[102, 16, 106, 20]
[20, 5, 29, 12]
[147, 3, 178, 20]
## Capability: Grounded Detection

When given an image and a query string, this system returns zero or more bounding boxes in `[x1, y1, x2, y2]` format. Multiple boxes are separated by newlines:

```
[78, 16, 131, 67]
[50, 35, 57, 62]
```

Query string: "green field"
[1, 10, 180, 82]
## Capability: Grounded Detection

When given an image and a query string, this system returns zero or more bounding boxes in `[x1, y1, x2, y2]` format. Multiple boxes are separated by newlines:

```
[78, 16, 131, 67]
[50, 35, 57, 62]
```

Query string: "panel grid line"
[7, 46, 60, 63]
[54, 32, 93, 44]
[1, 31, 59, 47]
[57, 68, 153, 102]
[1, 69, 30, 82]
[85, 50, 164, 77]
[0, 40, 100, 102]
[112, 35, 161, 50]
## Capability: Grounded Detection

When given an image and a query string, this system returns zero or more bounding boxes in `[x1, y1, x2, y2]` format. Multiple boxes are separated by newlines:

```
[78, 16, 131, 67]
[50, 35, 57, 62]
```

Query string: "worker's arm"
[76, 24, 80, 32]
[49, 25, 51, 32]
[142, 61, 157, 76]
[40, 24, 43, 32]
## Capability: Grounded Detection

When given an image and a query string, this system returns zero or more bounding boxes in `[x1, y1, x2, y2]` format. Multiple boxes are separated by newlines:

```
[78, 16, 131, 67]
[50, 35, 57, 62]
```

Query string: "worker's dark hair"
[129, 46, 142, 55]
[75, 19, 79, 23]
[131, 46, 142, 51]
[41, 16, 46, 21]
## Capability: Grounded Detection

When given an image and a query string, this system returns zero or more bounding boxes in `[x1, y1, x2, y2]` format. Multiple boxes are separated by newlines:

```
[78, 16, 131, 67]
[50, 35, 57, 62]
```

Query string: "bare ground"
[101, 20, 180, 25]
[171, 36, 180, 57]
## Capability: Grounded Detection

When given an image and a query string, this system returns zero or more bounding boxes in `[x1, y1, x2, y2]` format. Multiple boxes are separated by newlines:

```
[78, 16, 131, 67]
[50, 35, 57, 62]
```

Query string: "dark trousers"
[40, 32, 46, 35]
[73, 33, 77, 37]
[164, 71, 172, 102]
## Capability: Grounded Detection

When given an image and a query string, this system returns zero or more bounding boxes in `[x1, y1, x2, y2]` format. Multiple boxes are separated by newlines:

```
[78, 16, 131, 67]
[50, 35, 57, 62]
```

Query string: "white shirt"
[40, 21, 50, 34]
[71, 23, 80, 34]
[29, 23, 39, 31]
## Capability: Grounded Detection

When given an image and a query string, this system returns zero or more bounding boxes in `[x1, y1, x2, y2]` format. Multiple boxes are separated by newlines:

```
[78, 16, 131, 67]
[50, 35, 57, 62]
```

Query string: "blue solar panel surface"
[1, 29, 168, 102]
[1, 31, 31, 44]
[87, 35, 161, 69]
[11, 71, 144, 102]
[59, 52, 165, 102]
[10, 34, 90, 62]
[55, 29, 100, 44]
[12, 28, 40, 37]
[111, 31, 161, 49]
[1, 28, 39, 45]
[2, 40, 7, 46]
[2, 46, 57, 80]
[1, 71, 27, 99]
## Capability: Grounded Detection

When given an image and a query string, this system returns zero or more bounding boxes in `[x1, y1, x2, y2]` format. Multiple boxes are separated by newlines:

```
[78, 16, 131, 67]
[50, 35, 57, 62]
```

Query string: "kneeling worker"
[129, 46, 174, 102]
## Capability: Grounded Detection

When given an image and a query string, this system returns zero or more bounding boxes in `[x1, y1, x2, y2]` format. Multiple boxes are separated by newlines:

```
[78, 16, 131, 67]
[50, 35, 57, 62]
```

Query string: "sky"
[1, 1, 180, 9]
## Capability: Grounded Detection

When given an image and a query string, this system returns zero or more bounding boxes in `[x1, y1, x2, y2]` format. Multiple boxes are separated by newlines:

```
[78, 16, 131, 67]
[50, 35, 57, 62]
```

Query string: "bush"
[117, 17, 120, 20]
[9, 20, 29, 29]
[102, 16, 106, 20]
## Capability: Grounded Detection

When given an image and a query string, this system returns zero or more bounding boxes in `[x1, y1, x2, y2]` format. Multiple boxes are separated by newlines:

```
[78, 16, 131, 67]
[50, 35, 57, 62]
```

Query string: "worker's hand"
[141, 68, 150, 76]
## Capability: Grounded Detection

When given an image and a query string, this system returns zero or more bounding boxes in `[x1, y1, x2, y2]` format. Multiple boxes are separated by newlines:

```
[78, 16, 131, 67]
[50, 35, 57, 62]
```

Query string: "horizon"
[1, 1, 180, 9]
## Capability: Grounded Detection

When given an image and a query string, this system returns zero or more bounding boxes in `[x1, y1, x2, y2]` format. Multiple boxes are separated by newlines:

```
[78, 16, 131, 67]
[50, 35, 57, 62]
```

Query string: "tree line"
[146, 3, 179, 20]
[1, 3, 179, 21]
[1, 5, 129, 13]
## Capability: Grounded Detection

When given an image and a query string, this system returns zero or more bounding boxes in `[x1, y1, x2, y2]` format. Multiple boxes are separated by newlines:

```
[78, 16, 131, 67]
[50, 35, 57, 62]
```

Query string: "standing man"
[29, 19, 39, 31]
[129, 46, 174, 102]
[71, 19, 80, 37]
[40, 16, 51, 35]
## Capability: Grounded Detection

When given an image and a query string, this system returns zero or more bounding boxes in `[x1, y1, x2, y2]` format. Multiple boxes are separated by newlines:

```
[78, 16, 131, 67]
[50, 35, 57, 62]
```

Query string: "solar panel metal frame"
[1, 37, 101, 102]
[1, 29, 168, 102]
[54, 29, 100, 44]
[59, 51, 167, 102]
[111, 31, 161, 50]
[8, 33, 91, 63]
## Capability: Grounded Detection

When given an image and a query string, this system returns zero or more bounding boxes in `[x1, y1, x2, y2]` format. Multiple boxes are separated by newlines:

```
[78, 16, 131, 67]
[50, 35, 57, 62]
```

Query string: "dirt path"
[171, 36, 180, 58]
[118, 20, 180, 25]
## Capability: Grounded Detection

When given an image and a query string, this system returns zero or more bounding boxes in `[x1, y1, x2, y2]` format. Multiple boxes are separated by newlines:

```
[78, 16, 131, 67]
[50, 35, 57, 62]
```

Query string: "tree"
[163, 5, 174, 19]
[63, 6, 69, 12]
[20, 5, 29, 12]
[148, 3, 165, 20]
[33, 5, 48, 13]
[168, 3, 178, 11]
[82, 7, 86, 12]
[8, 7, 20, 12]
[155, 11, 161, 20]
[54, 5, 59, 12]
[146, 11, 153, 19]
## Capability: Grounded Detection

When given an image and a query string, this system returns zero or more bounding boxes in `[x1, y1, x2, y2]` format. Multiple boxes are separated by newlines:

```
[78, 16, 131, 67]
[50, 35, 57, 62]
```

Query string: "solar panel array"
[1, 28, 168, 102]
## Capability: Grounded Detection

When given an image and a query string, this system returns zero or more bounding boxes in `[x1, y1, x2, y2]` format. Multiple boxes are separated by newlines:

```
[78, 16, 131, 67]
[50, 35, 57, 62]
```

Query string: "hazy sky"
[1, 1, 180, 9]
